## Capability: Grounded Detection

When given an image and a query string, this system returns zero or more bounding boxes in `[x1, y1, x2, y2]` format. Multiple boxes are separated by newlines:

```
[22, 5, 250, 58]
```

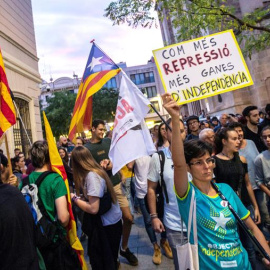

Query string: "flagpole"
[150, 104, 172, 131]
[4, 133, 12, 176]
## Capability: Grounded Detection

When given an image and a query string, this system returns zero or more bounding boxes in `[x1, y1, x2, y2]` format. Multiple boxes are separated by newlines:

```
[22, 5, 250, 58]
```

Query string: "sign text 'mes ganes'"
[152, 30, 253, 105]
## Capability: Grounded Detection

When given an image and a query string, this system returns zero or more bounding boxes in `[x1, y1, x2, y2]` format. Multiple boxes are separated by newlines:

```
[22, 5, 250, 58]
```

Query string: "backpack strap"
[22, 175, 30, 188]
[35, 171, 56, 222]
[35, 171, 55, 187]
[158, 151, 169, 204]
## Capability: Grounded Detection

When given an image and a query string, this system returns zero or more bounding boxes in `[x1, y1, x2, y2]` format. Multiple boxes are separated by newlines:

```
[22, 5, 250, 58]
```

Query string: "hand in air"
[161, 93, 181, 119]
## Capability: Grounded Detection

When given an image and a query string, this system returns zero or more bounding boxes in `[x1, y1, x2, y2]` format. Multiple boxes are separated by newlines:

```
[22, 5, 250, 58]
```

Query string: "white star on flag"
[211, 212, 231, 231]
[87, 56, 103, 70]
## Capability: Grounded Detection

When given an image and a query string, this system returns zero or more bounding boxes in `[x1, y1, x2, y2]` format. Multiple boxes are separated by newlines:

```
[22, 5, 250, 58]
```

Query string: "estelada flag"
[0, 48, 16, 138]
[43, 111, 87, 270]
[68, 42, 121, 143]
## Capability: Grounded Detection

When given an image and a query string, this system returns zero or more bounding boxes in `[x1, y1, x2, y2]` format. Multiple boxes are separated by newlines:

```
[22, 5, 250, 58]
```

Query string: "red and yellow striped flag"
[43, 111, 87, 270]
[0, 48, 16, 138]
[68, 42, 120, 142]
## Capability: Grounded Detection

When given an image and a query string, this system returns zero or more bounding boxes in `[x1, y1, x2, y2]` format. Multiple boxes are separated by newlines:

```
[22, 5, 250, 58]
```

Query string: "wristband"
[72, 195, 80, 203]
[150, 213, 158, 219]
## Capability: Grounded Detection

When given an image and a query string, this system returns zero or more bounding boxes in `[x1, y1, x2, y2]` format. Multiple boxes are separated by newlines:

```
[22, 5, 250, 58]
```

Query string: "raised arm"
[162, 93, 188, 198]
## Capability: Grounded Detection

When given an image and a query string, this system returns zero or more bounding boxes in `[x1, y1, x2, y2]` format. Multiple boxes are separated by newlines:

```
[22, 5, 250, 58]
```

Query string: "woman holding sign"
[162, 93, 270, 269]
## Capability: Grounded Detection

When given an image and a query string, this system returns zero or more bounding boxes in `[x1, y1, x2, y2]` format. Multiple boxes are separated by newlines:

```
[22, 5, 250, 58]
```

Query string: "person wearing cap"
[186, 115, 200, 140]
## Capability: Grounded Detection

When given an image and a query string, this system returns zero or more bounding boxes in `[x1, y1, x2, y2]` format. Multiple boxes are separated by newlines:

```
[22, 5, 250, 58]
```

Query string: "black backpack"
[21, 171, 59, 248]
[145, 151, 169, 218]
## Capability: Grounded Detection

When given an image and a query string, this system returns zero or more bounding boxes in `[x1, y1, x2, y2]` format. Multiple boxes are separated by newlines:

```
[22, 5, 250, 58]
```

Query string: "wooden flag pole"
[4, 133, 12, 176]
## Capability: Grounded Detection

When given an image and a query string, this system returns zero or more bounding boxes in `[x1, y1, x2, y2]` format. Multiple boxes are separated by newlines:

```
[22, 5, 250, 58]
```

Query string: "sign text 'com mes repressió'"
[153, 30, 253, 105]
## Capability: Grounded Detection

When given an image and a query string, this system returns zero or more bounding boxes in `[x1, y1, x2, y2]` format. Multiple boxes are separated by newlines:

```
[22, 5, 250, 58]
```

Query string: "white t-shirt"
[134, 156, 151, 199]
[148, 147, 187, 232]
[84, 171, 122, 226]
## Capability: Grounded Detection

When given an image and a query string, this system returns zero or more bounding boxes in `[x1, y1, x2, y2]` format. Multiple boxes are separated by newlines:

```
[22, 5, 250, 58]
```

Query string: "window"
[146, 86, 157, 98]
[130, 72, 155, 85]
[69, 90, 74, 94]
[13, 98, 33, 158]
[45, 95, 49, 102]
[104, 77, 117, 89]
[148, 101, 160, 113]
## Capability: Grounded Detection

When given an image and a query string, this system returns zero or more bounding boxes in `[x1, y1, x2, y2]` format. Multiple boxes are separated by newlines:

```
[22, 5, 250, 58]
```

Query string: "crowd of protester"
[2, 101, 270, 269]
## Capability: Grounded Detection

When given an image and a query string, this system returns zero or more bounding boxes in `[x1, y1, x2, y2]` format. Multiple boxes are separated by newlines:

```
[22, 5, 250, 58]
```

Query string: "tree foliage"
[92, 88, 118, 122]
[42, 91, 77, 138]
[105, 0, 270, 58]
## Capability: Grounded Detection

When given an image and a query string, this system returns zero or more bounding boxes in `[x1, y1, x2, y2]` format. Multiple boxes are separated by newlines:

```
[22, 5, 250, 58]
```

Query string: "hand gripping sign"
[153, 30, 253, 105]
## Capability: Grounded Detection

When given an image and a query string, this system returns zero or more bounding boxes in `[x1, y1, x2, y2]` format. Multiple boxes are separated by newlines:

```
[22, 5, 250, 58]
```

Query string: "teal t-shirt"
[176, 182, 251, 270]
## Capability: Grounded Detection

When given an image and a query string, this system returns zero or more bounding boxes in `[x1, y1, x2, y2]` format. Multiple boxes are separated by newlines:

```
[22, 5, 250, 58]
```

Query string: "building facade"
[39, 57, 168, 129]
[158, 0, 270, 117]
[0, 0, 42, 156]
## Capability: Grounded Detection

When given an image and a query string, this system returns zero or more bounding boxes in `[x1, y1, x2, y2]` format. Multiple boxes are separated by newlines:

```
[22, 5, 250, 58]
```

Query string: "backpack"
[145, 151, 169, 219]
[21, 171, 59, 249]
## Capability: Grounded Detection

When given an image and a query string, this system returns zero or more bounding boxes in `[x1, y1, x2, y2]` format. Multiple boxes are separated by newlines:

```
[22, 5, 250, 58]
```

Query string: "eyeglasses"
[188, 121, 199, 126]
[189, 157, 215, 167]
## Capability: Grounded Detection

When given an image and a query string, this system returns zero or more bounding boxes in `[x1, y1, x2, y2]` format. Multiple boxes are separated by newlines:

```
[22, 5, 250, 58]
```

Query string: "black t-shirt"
[0, 183, 39, 270]
[84, 138, 121, 186]
[213, 153, 251, 207]
[244, 126, 267, 153]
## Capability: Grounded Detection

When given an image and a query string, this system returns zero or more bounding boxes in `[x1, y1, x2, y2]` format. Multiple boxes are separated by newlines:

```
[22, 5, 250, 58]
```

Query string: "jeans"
[165, 227, 187, 270]
[239, 205, 257, 270]
[136, 197, 166, 244]
[254, 189, 270, 227]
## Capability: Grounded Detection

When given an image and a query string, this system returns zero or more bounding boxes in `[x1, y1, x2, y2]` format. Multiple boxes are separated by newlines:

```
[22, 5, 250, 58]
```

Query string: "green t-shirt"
[27, 171, 68, 221]
[85, 138, 121, 186]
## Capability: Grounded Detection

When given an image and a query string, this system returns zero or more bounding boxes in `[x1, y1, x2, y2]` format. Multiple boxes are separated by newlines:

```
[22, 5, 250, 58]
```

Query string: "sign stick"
[150, 103, 172, 131]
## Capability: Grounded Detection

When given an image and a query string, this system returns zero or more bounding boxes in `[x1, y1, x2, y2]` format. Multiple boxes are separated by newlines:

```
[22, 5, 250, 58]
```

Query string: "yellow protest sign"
[153, 30, 253, 105]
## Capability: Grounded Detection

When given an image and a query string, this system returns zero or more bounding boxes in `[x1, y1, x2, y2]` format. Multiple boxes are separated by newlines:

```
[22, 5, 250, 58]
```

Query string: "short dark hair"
[0, 153, 8, 167]
[184, 139, 212, 164]
[76, 136, 85, 145]
[30, 141, 50, 169]
[242, 106, 258, 117]
[228, 122, 244, 130]
[92, 119, 105, 129]
[265, 104, 270, 115]
[14, 148, 20, 152]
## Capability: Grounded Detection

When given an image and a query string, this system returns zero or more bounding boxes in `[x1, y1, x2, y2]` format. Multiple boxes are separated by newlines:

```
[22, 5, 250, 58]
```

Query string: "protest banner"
[153, 30, 253, 105]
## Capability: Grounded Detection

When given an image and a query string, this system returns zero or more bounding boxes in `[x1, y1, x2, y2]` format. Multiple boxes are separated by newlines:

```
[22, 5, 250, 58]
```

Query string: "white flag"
[109, 72, 156, 175]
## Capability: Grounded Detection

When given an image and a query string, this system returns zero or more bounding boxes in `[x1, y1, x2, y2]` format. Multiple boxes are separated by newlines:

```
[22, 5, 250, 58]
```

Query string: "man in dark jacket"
[0, 153, 39, 270]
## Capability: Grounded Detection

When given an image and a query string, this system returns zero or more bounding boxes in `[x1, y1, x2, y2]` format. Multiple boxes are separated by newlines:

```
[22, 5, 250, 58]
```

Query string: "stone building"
[158, 0, 270, 116]
[0, 0, 42, 155]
